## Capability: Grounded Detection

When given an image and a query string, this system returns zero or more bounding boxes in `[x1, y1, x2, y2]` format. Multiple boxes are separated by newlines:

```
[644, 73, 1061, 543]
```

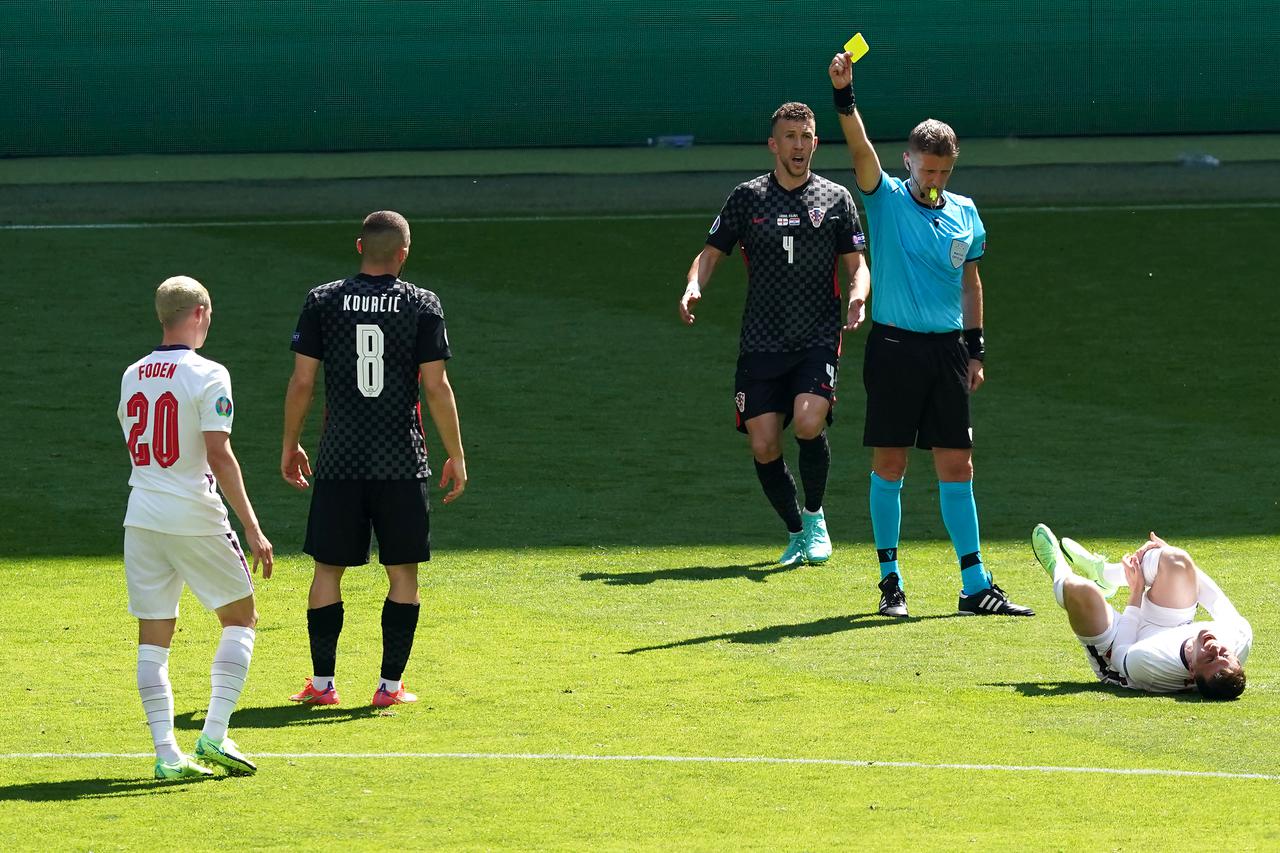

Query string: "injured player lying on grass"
[1032, 525, 1250, 699]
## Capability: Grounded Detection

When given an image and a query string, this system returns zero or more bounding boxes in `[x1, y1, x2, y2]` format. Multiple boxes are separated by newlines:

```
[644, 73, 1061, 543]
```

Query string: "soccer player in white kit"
[1032, 524, 1250, 699]
[118, 276, 274, 779]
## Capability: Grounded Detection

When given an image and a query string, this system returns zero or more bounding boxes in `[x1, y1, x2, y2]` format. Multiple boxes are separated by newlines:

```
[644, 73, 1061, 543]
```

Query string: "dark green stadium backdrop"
[3, 1, 1278, 157]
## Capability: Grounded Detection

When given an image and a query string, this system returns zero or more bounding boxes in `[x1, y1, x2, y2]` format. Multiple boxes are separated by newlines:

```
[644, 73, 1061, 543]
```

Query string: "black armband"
[964, 328, 985, 362]
[833, 85, 856, 116]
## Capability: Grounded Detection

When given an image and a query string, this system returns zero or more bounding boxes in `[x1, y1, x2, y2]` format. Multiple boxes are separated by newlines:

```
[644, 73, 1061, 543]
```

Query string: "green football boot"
[154, 754, 214, 781]
[1030, 523, 1066, 579]
[195, 733, 258, 776]
[1061, 537, 1119, 599]
[778, 530, 806, 567]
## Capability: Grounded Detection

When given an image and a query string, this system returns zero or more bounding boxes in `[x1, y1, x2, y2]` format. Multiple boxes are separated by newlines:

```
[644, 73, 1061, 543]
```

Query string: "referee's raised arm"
[828, 51, 881, 194]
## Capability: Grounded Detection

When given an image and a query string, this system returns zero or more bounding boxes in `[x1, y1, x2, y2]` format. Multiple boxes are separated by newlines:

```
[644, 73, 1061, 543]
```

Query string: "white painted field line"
[1, 751, 1276, 781]
[2, 201, 1279, 231]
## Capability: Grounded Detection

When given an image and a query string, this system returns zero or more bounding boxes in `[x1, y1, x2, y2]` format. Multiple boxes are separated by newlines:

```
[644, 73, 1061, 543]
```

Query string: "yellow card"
[844, 32, 870, 63]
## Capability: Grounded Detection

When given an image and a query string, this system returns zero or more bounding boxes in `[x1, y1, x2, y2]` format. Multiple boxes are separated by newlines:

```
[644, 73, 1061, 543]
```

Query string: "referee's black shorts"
[862, 322, 973, 450]
[304, 478, 431, 567]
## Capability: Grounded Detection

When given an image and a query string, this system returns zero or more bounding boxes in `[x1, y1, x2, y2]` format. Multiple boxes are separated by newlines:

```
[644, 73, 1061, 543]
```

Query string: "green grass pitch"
[1, 202, 1278, 849]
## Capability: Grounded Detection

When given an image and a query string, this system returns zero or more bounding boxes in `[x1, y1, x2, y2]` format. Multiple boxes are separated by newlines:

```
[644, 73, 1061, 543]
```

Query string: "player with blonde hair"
[118, 276, 273, 779]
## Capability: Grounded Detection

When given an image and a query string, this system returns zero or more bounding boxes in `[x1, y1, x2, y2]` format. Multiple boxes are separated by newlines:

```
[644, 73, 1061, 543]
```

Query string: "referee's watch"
[964, 328, 985, 362]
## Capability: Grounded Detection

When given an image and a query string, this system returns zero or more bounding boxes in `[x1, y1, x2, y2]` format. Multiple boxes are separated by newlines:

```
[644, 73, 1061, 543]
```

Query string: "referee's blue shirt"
[858, 170, 986, 333]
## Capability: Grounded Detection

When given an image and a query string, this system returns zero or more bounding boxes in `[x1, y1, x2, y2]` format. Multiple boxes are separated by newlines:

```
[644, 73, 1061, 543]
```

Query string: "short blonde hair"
[155, 276, 210, 327]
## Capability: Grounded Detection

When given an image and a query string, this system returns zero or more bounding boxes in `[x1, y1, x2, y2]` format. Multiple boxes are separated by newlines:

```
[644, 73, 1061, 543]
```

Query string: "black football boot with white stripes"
[957, 583, 1035, 617]
[878, 572, 909, 618]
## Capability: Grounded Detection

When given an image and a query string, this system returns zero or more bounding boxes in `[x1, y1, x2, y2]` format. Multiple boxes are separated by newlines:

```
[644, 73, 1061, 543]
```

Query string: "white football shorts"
[1075, 599, 1196, 687]
[124, 526, 254, 619]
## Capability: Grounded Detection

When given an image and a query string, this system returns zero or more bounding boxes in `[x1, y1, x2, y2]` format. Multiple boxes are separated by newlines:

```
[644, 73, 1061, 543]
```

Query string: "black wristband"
[964, 328, 985, 362]
[833, 85, 856, 115]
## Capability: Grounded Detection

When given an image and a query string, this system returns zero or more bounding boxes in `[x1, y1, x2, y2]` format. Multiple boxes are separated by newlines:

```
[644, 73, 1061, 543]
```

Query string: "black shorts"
[304, 478, 431, 567]
[862, 323, 972, 450]
[734, 347, 838, 434]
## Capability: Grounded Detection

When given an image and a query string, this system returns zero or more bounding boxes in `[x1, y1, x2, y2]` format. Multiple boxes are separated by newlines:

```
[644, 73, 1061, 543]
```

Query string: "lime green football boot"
[1061, 537, 1119, 599]
[154, 754, 214, 781]
[195, 733, 258, 776]
[1030, 523, 1066, 579]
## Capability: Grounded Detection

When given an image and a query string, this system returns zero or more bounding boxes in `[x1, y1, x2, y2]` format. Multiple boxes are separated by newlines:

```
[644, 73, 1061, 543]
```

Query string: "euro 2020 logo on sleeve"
[215, 396, 233, 417]
[949, 238, 969, 268]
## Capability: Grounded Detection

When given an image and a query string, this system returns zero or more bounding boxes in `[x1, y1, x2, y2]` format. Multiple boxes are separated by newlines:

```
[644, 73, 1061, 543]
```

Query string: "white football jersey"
[118, 345, 234, 535]
[1122, 618, 1253, 693]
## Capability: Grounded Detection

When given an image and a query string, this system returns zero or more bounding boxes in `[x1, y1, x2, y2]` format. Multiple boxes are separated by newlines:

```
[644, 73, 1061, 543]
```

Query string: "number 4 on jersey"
[782, 235, 795, 264]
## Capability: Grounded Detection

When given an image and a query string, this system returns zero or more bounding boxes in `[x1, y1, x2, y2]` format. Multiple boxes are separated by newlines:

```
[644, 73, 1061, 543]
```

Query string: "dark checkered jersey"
[291, 273, 451, 479]
[706, 172, 865, 354]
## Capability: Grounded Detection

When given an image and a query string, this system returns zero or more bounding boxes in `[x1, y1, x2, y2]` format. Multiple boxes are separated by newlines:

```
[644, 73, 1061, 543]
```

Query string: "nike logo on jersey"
[752, 217, 768, 224]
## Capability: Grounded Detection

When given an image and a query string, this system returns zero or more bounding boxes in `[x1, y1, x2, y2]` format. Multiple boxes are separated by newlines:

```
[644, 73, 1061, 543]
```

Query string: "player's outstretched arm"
[205, 431, 274, 577]
[420, 360, 467, 504]
[828, 51, 881, 194]
[281, 354, 319, 490]
[679, 246, 725, 325]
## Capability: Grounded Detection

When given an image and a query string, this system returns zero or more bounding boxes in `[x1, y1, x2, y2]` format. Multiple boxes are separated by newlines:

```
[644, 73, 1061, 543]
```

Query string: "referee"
[679, 102, 870, 566]
[827, 51, 1032, 618]
[281, 210, 468, 707]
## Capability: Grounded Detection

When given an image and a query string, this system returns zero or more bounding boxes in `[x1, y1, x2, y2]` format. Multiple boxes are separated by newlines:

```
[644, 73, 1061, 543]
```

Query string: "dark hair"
[1195, 666, 1246, 701]
[908, 119, 958, 157]
[360, 210, 411, 261]
[771, 102, 815, 130]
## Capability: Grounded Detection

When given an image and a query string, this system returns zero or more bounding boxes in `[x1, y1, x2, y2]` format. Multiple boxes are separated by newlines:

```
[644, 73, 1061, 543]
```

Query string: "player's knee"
[219, 606, 257, 629]
[1158, 548, 1196, 580]
[1061, 575, 1101, 607]
[749, 436, 782, 461]
[793, 417, 824, 440]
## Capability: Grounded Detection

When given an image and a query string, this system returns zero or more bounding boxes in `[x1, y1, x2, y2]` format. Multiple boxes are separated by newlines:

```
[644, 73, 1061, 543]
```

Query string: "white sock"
[312, 675, 335, 691]
[202, 626, 255, 742]
[1141, 549, 1162, 586]
[379, 677, 401, 694]
[137, 644, 180, 763]
[1103, 562, 1126, 587]
[1101, 551, 1162, 589]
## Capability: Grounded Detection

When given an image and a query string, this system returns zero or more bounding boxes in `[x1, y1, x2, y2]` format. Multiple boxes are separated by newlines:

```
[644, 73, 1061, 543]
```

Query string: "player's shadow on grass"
[176, 704, 372, 731]
[581, 561, 797, 585]
[624, 612, 958, 654]
[0, 775, 222, 802]
[984, 681, 1202, 701]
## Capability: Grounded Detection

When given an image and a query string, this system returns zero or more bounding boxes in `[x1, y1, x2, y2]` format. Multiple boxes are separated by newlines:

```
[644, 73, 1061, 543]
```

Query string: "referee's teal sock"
[869, 472, 903, 581]
[938, 479, 990, 594]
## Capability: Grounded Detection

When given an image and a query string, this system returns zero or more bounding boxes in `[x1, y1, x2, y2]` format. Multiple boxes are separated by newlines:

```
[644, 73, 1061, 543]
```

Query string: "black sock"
[380, 599, 421, 682]
[754, 457, 802, 533]
[796, 433, 831, 513]
[307, 601, 344, 678]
